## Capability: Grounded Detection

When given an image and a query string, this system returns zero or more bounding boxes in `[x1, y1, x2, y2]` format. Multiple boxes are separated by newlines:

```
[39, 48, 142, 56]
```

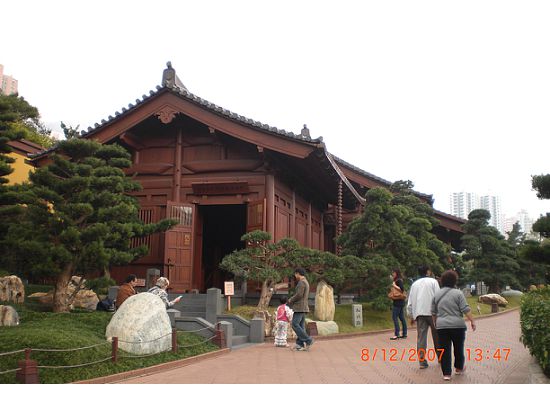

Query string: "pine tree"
[461, 209, 520, 292]
[2, 139, 177, 312]
[337, 185, 449, 280]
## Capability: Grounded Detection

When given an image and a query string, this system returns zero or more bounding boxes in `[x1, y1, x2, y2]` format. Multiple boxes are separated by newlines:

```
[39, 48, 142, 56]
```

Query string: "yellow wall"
[6, 151, 34, 185]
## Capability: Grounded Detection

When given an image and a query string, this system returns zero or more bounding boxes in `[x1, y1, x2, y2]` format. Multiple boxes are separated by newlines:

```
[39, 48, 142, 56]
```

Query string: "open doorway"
[200, 204, 247, 290]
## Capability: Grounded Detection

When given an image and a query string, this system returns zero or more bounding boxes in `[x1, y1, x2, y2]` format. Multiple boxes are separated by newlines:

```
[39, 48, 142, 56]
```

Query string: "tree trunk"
[254, 280, 277, 337]
[53, 264, 73, 313]
[256, 280, 273, 312]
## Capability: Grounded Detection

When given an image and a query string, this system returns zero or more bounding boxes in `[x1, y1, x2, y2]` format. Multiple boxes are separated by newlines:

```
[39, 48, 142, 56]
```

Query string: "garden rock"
[26, 277, 99, 310]
[0, 275, 25, 304]
[73, 289, 100, 310]
[500, 290, 523, 297]
[105, 293, 172, 355]
[0, 305, 20, 326]
[306, 318, 339, 335]
[479, 294, 508, 306]
[314, 280, 335, 321]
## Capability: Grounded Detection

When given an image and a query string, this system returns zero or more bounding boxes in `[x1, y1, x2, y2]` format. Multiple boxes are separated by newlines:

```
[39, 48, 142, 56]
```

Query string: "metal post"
[112, 337, 118, 363]
[172, 328, 178, 353]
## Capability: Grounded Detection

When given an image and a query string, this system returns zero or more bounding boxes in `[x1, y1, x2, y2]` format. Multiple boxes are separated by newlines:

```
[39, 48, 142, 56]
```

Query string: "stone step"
[179, 312, 205, 318]
[179, 305, 207, 312]
[232, 335, 249, 347]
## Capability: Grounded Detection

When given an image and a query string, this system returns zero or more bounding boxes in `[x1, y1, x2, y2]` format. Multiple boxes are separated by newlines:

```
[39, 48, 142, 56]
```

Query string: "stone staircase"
[169, 293, 207, 318]
[167, 289, 265, 349]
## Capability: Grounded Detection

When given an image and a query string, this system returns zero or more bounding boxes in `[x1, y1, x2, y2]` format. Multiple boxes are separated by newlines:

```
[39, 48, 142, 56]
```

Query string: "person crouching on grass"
[274, 296, 294, 347]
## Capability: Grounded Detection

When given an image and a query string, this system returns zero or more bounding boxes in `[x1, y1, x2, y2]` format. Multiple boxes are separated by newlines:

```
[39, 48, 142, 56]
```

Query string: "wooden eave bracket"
[120, 132, 146, 150]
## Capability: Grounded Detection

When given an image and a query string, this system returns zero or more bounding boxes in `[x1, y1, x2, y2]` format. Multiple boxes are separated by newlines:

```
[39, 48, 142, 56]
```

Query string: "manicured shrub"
[520, 286, 550, 377]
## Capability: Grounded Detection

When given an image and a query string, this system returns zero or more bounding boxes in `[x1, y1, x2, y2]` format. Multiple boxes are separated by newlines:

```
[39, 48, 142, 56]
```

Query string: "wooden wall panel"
[275, 207, 290, 242]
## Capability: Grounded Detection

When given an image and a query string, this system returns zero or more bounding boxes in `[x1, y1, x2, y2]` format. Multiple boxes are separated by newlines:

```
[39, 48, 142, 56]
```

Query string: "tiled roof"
[331, 153, 435, 203]
[77, 85, 323, 144]
[32, 78, 322, 159]
[330, 154, 393, 186]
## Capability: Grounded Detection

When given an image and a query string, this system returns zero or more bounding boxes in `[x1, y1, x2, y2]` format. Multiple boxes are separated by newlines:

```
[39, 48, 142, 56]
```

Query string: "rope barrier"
[37, 356, 113, 369]
[118, 334, 217, 359]
[177, 326, 213, 334]
[32, 342, 111, 352]
[0, 368, 22, 375]
[117, 332, 173, 344]
[178, 335, 217, 348]
[0, 349, 26, 358]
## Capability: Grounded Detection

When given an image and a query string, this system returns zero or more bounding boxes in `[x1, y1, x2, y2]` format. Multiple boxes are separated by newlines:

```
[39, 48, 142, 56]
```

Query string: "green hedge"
[520, 286, 550, 377]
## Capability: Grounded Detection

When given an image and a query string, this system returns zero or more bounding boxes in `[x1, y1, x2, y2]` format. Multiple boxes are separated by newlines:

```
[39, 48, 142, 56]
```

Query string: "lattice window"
[168, 205, 193, 227]
[131, 208, 154, 249]
[248, 202, 263, 227]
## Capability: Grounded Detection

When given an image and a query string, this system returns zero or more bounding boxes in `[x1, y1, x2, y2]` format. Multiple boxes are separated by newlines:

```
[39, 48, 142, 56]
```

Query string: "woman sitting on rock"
[147, 277, 182, 309]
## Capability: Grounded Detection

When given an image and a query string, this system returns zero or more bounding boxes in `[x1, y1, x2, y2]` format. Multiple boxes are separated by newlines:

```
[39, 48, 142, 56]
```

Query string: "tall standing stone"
[314, 280, 335, 321]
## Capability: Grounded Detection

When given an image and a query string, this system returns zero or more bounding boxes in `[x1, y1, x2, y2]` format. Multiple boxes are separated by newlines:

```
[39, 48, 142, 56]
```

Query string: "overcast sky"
[2, 0, 549, 220]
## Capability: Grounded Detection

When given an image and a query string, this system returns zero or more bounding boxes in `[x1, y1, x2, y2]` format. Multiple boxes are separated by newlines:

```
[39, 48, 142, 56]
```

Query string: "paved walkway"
[119, 310, 532, 384]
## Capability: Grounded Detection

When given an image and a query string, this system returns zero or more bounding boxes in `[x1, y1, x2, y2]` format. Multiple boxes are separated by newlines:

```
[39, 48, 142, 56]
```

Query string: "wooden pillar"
[320, 211, 325, 251]
[266, 174, 275, 242]
[173, 128, 183, 203]
[291, 190, 296, 239]
[307, 202, 312, 248]
[336, 180, 343, 255]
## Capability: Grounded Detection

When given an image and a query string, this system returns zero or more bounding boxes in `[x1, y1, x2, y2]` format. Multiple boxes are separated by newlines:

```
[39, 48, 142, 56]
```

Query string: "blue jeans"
[291, 312, 312, 347]
[392, 304, 407, 337]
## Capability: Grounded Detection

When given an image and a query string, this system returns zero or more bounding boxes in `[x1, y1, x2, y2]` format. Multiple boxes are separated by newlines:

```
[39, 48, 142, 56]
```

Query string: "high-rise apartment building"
[450, 192, 479, 219]
[516, 209, 535, 239]
[449, 192, 504, 233]
[480, 195, 503, 233]
[0, 64, 19, 95]
[503, 209, 537, 239]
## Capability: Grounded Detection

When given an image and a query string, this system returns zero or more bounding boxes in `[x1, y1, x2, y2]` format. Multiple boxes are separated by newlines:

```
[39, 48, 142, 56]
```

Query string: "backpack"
[96, 298, 115, 311]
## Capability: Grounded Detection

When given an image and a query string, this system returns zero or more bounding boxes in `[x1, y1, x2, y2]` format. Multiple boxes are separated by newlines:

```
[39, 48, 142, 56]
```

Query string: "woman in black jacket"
[390, 268, 407, 340]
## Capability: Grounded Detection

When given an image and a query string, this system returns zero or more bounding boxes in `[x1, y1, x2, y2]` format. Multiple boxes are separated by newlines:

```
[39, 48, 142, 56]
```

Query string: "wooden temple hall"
[34, 63, 464, 293]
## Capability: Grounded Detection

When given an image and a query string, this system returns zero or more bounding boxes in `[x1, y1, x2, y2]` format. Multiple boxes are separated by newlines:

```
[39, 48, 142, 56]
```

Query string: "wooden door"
[246, 199, 266, 232]
[164, 202, 194, 292]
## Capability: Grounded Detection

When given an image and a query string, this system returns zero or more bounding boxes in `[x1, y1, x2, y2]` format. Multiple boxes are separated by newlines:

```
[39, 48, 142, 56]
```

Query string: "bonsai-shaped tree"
[461, 209, 520, 293]
[2, 139, 177, 312]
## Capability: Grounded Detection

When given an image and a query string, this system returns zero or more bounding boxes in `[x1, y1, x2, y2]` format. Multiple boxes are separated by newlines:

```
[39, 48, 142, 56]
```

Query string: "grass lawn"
[0, 301, 219, 384]
[227, 295, 522, 336]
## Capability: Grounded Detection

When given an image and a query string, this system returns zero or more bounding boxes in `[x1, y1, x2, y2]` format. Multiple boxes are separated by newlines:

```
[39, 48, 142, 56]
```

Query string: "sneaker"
[419, 364, 429, 369]
[399, 335, 407, 339]
[455, 367, 466, 375]
[296, 346, 308, 351]
[308, 338, 315, 348]
[443, 376, 452, 381]
[390, 336, 399, 340]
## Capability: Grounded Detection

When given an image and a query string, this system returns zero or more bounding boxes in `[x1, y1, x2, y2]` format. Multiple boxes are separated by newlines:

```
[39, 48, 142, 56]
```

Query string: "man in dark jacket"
[116, 274, 138, 308]
[288, 267, 314, 351]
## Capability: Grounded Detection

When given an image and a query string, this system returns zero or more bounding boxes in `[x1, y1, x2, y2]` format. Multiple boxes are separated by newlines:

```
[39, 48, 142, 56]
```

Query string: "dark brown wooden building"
[33, 63, 464, 292]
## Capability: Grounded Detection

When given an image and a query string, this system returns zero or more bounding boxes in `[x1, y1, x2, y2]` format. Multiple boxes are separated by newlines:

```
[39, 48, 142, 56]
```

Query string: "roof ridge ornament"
[162, 61, 188, 92]
[300, 124, 311, 139]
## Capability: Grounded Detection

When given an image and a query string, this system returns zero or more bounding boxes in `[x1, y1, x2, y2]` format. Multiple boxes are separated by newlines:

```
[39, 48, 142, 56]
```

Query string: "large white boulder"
[105, 293, 172, 355]
[314, 280, 335, 322]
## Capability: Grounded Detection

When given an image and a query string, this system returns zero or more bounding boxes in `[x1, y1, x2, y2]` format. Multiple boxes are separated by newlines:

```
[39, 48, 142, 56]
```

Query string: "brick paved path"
[119, 310, 532, 384]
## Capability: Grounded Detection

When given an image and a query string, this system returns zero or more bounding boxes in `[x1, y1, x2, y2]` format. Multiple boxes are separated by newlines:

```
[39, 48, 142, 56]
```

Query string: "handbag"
[388, 285, 407, 300]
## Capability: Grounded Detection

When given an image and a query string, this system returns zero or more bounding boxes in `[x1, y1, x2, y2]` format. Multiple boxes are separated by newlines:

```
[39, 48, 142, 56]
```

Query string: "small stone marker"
[352, 304, 363, 327]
